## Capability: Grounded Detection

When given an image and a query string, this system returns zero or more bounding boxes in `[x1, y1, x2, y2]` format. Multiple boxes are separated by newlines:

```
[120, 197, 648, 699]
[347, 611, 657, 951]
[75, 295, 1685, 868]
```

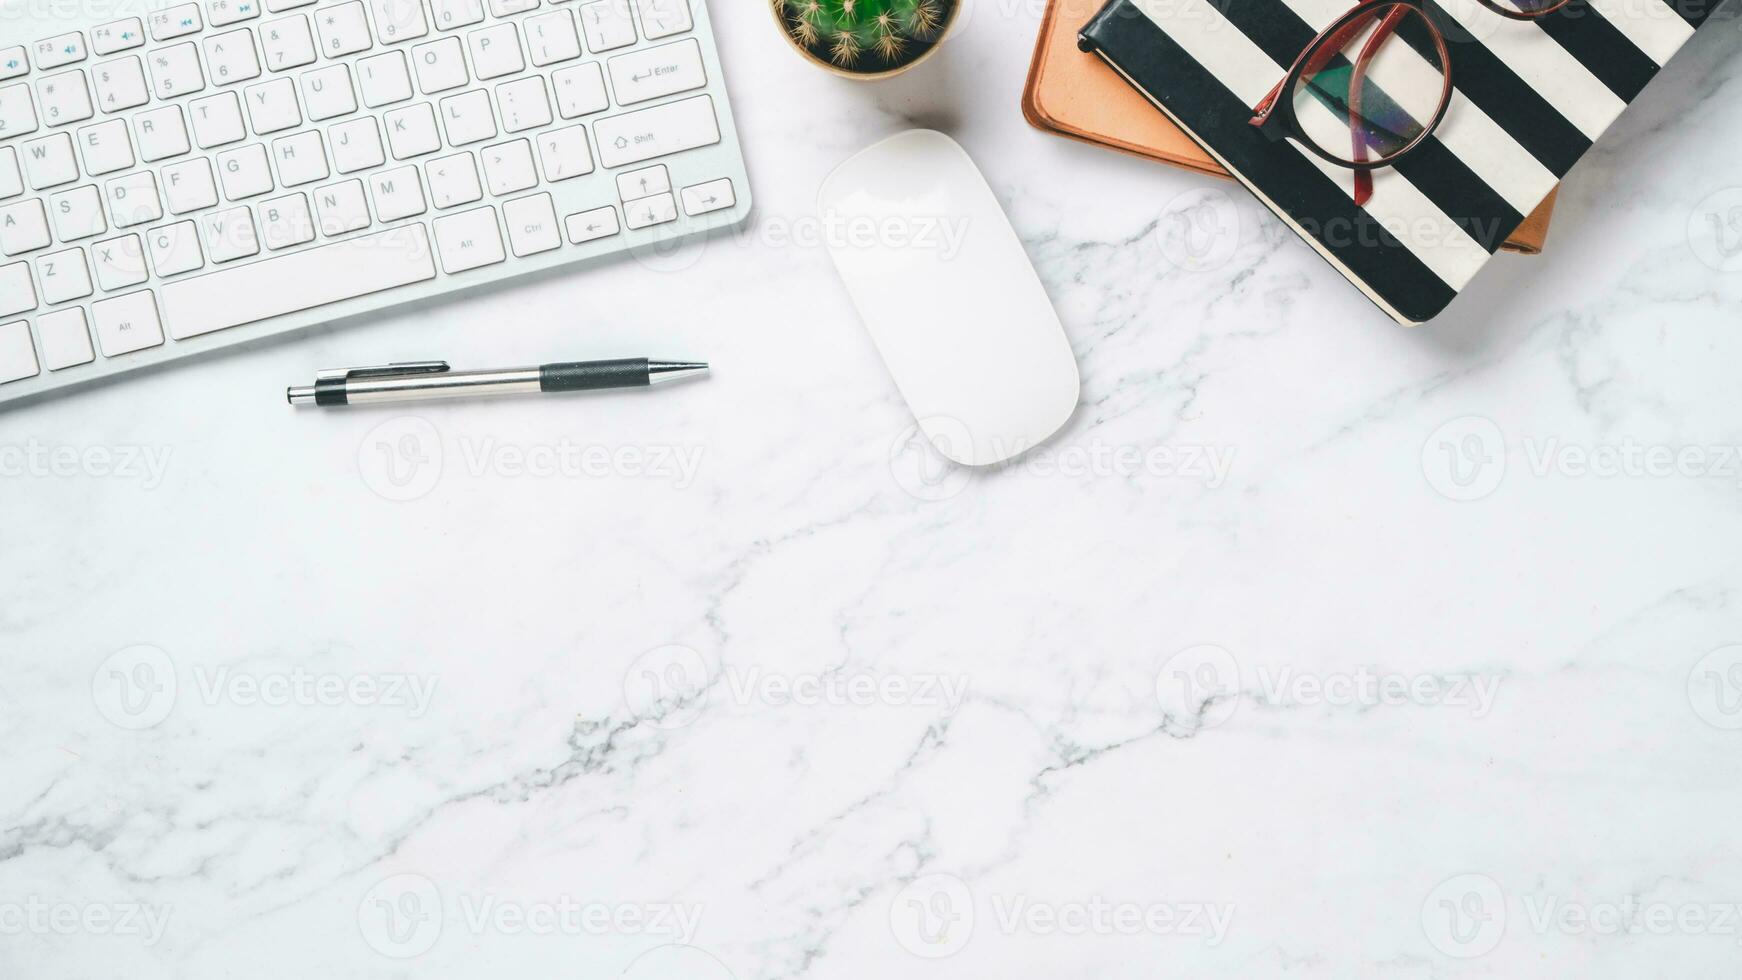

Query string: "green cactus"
[777, 0, 948, 71]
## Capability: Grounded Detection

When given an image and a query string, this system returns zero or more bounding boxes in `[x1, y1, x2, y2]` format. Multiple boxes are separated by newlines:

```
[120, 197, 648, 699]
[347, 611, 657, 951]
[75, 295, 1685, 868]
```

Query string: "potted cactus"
[772, 0, 959, 78]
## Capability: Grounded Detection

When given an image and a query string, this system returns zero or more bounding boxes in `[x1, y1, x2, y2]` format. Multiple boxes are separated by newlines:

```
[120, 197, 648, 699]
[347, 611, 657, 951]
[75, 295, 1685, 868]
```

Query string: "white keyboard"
[0, 0, 750, 406]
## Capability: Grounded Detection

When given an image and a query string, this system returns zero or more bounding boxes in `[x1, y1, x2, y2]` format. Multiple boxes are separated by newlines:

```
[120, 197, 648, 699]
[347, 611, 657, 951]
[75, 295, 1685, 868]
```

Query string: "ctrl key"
[92, 290, 166, 356]
[0, 319, 40, 385]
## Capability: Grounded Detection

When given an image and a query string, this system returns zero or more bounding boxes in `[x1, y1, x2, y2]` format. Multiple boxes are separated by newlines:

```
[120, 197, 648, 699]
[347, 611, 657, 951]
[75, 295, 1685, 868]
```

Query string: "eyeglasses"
[1248, 0, 1570, 205]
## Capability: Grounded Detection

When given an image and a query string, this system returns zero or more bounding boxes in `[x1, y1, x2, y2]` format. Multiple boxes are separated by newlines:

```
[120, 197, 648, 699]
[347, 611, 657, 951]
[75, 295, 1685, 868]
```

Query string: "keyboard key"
[91, 289, 165, 355]
[317, 2, 375, 57]
[190, 92, 245, 147]
[551, 62, 607, 118]
[578, 0, 636, 52]
[50, 184, 108, 240]
[92, 233, 149, 288]
[38, 72, 95, 127]
[615, 164, 665, 199]
[411, 37, 468, 93]
[244, 77, 302, 133]
[481, 138, 536, 195]
[431, 0, 485, 29]
[266, 0, 318, 11]
[21, 134, 77, 189]
[38, 307, 95, 369]
[468, 24, 524, 80]
[681, 177, 732, 216]
[208, 0, 263, 27]
[161, 225, 436, 338]
[200, 205, 260, 261]
[162, 159, 220, 213]
[149, 43, 206, 98]
[136, 106, 191, 161]
[503, 192, 559, 256]
[38, 247, 93, 302]
[623, 191, 675, 229]
[490, 0, 539, 15]
[439, 90, 495, 146]
[496, 76, 550, 133]
[106, 172, 163, 227]
[426, 151, 482, 208]
[77, 118, 136, 176]
[358, 51, 413, 107]
[313, 179, 370, 235]
[217, 143, 273, 199]
[150, 5, 206, 41]
[369, 165, 426, 219]
[272, 130, 328, 186]
[0, 318, 39, 383]
[92, 19, 148, 55]
[0, 262, 37, 316]
[0, 148, 17, 199]
[525, 10, 581, 66]
[93, 57, 151, 112]
[146, 220, 206, 275]
[205, 29, 263, 85]
[608, 38, 704, 106]
[0, 85, 40, 140]
[370, 0, 430, 43]
[433, 204, 504, 272]
[593, 94, 718, 168]
[302, 64, 357, 120]
[534, 124, 592, 181]
[635, 0, 691, 39]
[384, 103, 440, 158]
[0, 200, 51, 255]
[260, 192, 315, 248]
[330, 117, 386, 172]
[261, 15, 318, 70]
[0, 49, 28, 82]
[564, 204, 617, 244]
[35, 34, 89, 70]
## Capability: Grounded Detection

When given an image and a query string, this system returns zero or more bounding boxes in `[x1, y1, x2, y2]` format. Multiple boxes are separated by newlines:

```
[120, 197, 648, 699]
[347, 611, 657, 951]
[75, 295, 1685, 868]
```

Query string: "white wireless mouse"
[818, 130, 1081, 467]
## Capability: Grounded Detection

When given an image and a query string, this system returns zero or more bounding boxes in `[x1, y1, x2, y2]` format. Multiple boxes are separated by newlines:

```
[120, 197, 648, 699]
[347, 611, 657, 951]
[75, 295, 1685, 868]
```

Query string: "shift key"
[594, 95, 720, 169]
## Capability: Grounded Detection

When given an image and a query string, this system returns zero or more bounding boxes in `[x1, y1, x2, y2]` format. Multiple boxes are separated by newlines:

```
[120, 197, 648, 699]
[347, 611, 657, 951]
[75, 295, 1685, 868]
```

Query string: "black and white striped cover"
[1079, 0, 1721, 323]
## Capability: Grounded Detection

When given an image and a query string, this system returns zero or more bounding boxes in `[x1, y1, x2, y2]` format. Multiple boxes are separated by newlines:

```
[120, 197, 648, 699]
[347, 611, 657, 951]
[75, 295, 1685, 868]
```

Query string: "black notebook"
[1079, 0, 1723, 323]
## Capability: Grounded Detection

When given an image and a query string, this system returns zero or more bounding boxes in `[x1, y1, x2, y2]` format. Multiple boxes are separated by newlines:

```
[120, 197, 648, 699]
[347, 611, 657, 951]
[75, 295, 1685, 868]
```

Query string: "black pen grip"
[538, 358, 649, 392]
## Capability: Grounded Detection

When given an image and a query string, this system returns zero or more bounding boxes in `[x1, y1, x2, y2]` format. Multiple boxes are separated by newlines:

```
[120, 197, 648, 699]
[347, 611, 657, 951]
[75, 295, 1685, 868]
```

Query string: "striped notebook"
[1078, 0, 1722, 323]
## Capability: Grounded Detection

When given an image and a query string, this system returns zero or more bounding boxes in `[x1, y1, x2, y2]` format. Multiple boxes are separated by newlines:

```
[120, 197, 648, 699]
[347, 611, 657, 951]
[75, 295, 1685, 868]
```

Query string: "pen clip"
[317, 361, 451, 381]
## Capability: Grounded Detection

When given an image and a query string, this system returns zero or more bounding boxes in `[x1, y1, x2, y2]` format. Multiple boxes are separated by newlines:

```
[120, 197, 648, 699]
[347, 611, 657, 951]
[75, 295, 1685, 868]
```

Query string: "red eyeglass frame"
[1248, 0, 1571, 205]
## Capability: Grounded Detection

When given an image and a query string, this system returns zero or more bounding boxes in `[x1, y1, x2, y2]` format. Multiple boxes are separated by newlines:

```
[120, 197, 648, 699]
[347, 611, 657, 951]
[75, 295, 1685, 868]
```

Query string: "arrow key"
[680, 178, 733, 217]
[564, 204, 618, 244]
[614, 164, 667, 202]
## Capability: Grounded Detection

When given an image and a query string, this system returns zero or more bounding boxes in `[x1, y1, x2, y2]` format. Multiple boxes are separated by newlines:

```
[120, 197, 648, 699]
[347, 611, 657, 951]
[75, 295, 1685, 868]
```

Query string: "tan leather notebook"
[1021, 0, 1558, 255]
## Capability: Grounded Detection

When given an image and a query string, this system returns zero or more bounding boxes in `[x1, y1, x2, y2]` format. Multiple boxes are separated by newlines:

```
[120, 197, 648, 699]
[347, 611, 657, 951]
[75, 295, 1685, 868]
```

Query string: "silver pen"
[287, 358, 709, 406]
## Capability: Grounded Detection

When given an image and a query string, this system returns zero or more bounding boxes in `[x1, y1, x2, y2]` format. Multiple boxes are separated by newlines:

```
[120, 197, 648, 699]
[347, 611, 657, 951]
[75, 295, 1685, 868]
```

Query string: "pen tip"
[646, 361, 710, 385]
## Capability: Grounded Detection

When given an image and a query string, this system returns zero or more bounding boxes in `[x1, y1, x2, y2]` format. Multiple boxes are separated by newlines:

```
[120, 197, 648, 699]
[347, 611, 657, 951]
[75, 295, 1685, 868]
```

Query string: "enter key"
[607, 38, 706, 106]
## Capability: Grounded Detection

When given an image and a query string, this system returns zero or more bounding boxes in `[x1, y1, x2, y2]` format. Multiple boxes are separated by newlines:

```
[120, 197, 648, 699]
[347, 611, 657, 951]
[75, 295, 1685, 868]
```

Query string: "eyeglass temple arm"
[1347, 6, 1412, 205]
